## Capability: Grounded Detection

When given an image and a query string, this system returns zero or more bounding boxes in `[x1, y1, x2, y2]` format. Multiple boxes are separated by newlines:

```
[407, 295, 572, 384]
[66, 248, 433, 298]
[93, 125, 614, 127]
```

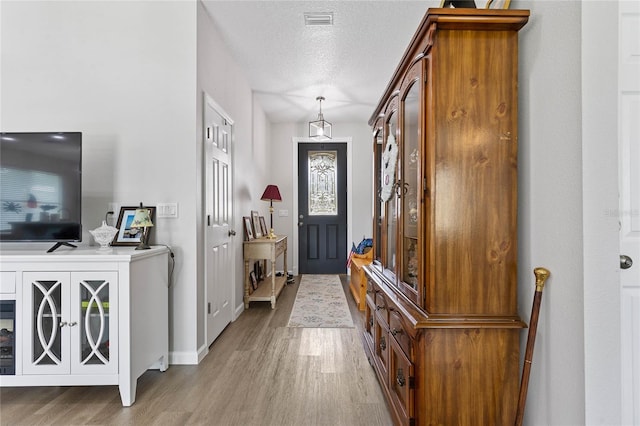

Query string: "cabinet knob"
[68, 321, 77, 327]
[621, 254, 633, 270]
[59, 321, 68, 327]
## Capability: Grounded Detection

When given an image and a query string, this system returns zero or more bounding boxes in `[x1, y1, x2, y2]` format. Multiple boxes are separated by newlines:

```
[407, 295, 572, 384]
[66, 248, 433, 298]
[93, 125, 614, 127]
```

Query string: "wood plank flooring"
[0, 276, 392, 425]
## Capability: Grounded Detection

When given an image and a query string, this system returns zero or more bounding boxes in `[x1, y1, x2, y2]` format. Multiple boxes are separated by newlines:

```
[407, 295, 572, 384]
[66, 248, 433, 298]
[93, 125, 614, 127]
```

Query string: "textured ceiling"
[201, 1, 439, 124]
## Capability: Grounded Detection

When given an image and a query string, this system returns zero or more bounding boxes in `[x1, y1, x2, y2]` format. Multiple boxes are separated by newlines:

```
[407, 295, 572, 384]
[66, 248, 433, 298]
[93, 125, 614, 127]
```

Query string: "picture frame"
[249, 270, 258, 291]
[254, 261, 264, 281]
[259, 216, 268, 237]
[251, 210, 262, 238]
[111, 206, 156, 246]
[243, 216, 254, 240]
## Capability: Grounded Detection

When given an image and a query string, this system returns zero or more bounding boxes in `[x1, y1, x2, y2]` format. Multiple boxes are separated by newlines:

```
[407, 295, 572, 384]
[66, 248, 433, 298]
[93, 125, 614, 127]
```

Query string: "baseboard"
[234, 303, 244, 320]
[169, 350, 201, 365]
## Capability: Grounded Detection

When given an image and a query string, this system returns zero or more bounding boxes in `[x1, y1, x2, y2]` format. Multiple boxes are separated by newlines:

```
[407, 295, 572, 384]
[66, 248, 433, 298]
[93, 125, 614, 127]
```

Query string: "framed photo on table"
[111, 206, 156, 246]
[251, 210, 262, 238]
[259, 216, 268, 237]
[243, 216, 254, 240]
[249, 270, 258, 291]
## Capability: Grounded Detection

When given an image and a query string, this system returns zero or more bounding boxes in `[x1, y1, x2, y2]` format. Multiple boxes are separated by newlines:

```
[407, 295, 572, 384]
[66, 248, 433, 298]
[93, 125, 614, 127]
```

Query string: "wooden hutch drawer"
[364, 297, 375, 350]
[374, 291, 389, 325]
[389, 309, 413, 360]
[374, 319, 389, 382]
[389, 336, 415, 426]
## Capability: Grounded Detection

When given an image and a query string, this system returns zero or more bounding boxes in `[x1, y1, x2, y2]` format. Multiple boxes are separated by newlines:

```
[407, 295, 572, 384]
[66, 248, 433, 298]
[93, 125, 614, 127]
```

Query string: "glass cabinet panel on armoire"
[383, 106, 398, 281]
[399, 64, 422, 307]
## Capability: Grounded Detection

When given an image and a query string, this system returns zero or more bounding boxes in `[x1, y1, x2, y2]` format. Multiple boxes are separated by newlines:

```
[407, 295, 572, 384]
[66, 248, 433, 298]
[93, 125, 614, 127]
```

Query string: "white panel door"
[204, 94, 234, 347]
[620, 1, 640, 423]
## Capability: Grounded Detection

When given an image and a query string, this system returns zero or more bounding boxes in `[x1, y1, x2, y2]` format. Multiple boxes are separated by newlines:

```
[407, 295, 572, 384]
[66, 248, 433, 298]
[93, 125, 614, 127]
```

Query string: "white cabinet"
[0, 246, 169, 406]
[22, 271, 118, 376]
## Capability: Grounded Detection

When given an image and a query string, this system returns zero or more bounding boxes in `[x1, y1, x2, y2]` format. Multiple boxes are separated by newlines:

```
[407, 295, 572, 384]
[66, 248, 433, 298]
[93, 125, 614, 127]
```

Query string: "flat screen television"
[0, 132, 82, 252]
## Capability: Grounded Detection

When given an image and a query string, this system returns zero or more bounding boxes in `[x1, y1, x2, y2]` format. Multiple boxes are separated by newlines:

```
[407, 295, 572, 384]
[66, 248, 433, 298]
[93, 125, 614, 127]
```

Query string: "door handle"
[298, 222, 304, 227]
[620, 254, 633, 270]
[229, 230, 236, 237]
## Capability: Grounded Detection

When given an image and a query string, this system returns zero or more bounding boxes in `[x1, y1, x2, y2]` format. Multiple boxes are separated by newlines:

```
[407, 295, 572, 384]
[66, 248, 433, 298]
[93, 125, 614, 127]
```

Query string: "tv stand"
[46, 242, 77, 253]
[0, 246, 170, 406]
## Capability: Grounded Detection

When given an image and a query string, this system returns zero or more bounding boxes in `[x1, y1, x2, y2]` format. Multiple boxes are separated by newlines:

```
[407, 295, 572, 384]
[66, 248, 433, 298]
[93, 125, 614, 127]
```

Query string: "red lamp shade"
[260, 185, 282, 202]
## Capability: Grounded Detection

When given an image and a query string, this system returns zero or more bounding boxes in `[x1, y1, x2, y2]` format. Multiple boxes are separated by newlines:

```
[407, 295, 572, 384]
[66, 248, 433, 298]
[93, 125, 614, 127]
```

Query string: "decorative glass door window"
[31, 279, 63, 366]
[79, 279, 110, 366]
[402, 82, 420, 290]
[308, 150, 338, 216]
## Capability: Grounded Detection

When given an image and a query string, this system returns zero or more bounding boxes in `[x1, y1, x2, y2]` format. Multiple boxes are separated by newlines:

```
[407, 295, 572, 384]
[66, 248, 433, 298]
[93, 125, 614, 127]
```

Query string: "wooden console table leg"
[270, 258, 276, 309]
[284, 247, 288, 281]
[244, 259, 250, 309]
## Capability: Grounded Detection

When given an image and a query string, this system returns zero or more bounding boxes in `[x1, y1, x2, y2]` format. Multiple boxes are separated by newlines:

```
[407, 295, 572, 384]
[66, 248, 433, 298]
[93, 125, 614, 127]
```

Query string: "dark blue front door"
[298, 142, 347, 274]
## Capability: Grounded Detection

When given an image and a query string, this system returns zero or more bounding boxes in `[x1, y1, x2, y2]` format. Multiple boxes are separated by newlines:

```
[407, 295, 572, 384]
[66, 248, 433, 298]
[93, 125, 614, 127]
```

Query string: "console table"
[0, 246, 169, 406]
[243, 236, 287, 309]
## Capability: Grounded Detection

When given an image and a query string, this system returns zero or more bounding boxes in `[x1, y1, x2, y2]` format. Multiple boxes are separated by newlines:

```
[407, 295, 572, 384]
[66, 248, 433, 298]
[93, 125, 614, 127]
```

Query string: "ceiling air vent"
[304, 12, 333, 26]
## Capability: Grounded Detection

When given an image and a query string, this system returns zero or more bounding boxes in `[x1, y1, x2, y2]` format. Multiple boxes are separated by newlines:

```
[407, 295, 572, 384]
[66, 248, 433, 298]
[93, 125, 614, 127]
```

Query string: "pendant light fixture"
[309, 96, 332, 140]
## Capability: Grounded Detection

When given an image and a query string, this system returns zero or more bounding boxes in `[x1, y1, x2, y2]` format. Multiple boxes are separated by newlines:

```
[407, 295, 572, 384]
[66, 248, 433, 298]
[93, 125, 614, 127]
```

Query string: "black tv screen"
[0, 132, 82, 246]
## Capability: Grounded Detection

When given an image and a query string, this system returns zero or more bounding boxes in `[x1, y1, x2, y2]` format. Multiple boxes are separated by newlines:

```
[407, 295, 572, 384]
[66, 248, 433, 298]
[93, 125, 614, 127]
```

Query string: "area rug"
[287, 274, 354, 328]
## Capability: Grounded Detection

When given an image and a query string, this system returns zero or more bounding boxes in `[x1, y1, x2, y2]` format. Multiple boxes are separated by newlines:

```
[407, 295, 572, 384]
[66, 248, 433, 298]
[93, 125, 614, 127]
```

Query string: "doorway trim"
[291, 137, 353, 276]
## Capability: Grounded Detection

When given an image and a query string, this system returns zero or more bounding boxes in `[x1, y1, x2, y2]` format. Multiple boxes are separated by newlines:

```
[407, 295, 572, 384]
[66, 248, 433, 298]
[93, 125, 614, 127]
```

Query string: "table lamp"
[260, 185, 282, 239]
[130, 202, 154, 250]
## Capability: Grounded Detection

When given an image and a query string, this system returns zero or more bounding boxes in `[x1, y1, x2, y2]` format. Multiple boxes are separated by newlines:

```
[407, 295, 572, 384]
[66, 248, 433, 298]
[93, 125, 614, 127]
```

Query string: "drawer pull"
[375, 305, 385, 311]
[368, 318, 374, 329]
[380, 336, 387, 351]
[391, 328, 403, 336]
[396, 368, 406, 387]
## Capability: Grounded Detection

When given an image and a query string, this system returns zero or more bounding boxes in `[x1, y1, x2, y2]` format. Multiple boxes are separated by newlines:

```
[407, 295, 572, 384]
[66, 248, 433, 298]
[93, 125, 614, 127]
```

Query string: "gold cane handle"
[534, 267, 550, 292]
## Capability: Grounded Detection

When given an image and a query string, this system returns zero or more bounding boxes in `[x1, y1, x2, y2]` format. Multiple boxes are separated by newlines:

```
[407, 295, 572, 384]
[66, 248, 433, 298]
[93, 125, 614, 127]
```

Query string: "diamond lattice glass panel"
[308, 151, 338, 216]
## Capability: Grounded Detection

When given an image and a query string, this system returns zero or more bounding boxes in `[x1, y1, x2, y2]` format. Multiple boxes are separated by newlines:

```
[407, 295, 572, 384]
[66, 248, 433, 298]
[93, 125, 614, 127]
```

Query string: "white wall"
[0, 0, 202, 360]
[517, 1, 586, 424]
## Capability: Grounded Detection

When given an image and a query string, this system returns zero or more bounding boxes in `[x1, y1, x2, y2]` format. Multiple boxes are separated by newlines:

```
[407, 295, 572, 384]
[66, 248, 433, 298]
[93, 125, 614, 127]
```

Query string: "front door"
[298, 143, 347, 274]
[204, 94, 234, 347]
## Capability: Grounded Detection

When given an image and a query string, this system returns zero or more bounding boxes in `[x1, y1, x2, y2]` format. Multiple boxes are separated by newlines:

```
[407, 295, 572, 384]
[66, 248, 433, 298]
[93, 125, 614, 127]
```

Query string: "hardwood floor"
[0, 276, 392, 425]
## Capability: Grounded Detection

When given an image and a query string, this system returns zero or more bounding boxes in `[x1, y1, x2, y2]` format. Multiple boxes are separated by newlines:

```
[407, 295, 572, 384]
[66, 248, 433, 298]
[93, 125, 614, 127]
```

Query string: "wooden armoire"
[362, 8, 530, 425]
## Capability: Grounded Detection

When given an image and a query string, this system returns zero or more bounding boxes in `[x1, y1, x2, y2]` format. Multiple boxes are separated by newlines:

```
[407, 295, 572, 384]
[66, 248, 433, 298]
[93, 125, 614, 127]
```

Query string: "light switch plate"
[157, 203, 178, 218]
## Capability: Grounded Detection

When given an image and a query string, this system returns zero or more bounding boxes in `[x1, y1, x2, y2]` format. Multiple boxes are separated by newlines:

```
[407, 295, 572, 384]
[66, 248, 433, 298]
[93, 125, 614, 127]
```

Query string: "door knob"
[620, 254, 633, 270]
[298, 222, 304, 227]
[228, 230, 236, 237]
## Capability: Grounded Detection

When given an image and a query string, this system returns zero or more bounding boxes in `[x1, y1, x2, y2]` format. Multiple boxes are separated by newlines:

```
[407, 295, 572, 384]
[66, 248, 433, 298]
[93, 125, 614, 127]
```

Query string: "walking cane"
[514, 267, 551, 426]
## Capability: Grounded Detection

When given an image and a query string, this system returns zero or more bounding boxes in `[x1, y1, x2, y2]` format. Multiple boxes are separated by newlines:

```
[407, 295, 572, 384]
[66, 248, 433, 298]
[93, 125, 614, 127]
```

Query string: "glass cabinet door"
[78, 279, 110, 365]
[401, 81, 420, 292]
[23, 272, 69, 375]
[73, 271, 117, 374]
[373, 124, 384, 263]
[385, 110, 398, 275]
